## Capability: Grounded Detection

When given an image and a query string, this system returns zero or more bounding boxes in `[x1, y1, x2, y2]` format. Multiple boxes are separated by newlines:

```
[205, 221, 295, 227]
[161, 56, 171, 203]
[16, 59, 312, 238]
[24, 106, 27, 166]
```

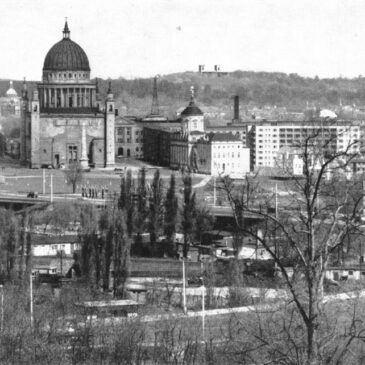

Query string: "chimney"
[233, 95, 240, 121]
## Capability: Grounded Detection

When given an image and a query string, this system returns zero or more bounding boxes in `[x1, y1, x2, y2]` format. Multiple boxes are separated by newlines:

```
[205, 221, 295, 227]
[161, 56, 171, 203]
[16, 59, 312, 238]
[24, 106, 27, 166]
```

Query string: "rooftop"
[210, 132, 241, 142]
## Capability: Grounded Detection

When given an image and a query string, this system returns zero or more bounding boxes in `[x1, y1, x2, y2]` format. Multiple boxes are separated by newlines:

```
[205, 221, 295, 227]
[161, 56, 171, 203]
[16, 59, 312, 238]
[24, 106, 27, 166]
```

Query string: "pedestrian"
[81, 186, 85, 197]
[88, 185, 92, 198]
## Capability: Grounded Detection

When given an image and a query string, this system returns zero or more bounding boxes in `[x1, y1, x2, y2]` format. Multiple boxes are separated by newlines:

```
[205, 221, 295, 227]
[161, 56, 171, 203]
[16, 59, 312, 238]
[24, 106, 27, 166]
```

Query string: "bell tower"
[30, 90, 40, 168]
[105, 81, 115, 167]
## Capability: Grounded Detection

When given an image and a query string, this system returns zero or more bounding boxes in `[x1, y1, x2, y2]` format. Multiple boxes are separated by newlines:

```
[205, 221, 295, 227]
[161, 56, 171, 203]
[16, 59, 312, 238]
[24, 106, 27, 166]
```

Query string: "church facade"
[20, 22, 115, 168]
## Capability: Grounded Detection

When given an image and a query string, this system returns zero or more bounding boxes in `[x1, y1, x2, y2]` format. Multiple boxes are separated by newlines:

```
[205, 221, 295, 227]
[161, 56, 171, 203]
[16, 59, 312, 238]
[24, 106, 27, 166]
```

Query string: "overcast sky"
[1, 0, 365, 81]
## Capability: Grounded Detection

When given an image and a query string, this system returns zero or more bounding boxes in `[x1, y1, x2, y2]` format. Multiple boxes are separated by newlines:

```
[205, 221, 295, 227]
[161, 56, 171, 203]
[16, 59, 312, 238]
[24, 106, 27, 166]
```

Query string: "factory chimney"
[233, 95, 240, 123]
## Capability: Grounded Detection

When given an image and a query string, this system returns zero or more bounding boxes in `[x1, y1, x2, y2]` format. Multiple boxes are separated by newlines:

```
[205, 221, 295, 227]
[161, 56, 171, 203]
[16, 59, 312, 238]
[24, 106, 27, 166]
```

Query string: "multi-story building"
[249, 121, 360, 170]
[143, 123, 181, 166]
[0, 81, 21, 117]
[192, 133, 250, 178]
[115, 117, 143, 159]
[20, 21, 115, 169]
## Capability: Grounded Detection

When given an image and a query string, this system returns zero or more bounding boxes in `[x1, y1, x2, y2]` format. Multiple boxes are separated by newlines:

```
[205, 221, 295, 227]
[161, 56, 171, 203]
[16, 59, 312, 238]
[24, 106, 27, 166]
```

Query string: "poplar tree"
[134, 167, 148, 255]
[181, 171, 196, 258]
[164, 174, 178, 256]
[148, 169, 164, 246]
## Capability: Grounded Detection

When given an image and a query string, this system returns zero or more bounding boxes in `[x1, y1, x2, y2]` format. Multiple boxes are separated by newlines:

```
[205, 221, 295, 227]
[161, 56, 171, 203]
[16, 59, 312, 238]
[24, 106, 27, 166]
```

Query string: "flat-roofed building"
[249, 121, 360, 170]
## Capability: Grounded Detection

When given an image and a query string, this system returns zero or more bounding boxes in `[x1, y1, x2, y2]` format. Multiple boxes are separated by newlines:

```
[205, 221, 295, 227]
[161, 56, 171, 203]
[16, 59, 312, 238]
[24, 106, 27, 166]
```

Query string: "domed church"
[20, 21, 115, 168]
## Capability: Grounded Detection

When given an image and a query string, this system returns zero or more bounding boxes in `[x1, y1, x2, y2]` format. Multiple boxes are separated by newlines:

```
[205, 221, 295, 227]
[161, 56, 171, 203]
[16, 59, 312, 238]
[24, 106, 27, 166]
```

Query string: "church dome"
[181, 101, 203, 116]
[6, 81, 17, 97]
[43, 22, 90, 72]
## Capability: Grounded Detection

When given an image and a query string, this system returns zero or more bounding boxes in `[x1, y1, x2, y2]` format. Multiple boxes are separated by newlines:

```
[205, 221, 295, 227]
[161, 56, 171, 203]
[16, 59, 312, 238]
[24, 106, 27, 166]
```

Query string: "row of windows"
[214, 162, 241, 169]
[116, 128, 143, 136]
[48, 72, 87, 80]
[213, 153, 241, 158]
[258, 127, 359, 133]
[213, 145, 241, 149]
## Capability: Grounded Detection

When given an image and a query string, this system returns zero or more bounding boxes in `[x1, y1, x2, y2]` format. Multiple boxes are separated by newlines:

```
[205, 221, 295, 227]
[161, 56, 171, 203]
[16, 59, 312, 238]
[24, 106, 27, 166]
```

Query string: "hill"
[2, 71, 365, 120]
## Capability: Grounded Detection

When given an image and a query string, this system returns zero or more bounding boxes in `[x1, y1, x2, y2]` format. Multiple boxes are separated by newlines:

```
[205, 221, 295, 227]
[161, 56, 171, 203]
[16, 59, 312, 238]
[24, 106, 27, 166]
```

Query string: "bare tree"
[64, 162, 84, 193]
[221, 126, 363, 364]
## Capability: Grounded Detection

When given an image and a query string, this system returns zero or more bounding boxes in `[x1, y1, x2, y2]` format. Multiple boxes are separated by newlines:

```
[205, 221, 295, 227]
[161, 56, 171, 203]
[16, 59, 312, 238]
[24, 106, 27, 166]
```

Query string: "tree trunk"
[307, 322, 320, 365]
[306, 272, 322, 365]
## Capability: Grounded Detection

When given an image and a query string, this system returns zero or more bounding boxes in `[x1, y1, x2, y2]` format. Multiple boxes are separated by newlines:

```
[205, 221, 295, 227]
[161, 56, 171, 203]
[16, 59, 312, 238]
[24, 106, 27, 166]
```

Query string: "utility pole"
[201, 261, 205, 341]
[213, 176, 216, 206]
[42, 168, 45, 195]
[0, 285, 3, 331]
[50, 173, 53, 203]
[30, 273, 33, 328]
[275, 183, 278, 257]
[182, 260, 187, 314]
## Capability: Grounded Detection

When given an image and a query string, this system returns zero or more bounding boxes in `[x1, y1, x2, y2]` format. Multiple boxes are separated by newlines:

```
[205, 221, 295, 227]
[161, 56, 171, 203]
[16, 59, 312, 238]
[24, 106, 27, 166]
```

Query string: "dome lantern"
[180, 85, 203, 117]
[63, 19, 70, 39]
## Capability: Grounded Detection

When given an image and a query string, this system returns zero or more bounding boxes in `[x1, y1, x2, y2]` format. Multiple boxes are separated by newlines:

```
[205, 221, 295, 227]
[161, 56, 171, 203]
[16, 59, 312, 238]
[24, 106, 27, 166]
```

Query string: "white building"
[31, 234, 79, 257]
[250, 121, 360, 170]
[210, 133, 250, 178]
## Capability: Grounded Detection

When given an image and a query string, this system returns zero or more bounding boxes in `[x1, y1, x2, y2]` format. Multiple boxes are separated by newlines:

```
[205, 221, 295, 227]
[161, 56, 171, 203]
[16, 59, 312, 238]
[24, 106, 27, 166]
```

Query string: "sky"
[1, 0, 365, 81]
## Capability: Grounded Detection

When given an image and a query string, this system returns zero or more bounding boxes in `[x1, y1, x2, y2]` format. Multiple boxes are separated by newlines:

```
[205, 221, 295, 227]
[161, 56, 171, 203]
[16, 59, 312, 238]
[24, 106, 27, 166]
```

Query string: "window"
[68, 145, 78, 163]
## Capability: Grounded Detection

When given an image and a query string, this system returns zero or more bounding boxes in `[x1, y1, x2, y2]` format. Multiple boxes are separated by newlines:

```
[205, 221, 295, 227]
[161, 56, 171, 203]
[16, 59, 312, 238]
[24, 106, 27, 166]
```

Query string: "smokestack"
[234, 95, 239, 121]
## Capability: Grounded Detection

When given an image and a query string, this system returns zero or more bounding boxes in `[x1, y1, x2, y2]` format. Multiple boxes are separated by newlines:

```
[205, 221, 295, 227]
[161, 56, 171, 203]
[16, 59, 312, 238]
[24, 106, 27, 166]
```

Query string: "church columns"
[48, 88, 51, 108]
[91, 88, 95, 107]
[60, 87, 64, 107]
[73, 88, 77, 108]
[37, 85, 98, 109]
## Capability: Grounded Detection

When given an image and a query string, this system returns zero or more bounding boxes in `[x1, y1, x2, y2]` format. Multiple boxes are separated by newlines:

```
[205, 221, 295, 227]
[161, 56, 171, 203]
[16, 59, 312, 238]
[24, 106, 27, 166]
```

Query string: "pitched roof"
[31, 233, 79, 245]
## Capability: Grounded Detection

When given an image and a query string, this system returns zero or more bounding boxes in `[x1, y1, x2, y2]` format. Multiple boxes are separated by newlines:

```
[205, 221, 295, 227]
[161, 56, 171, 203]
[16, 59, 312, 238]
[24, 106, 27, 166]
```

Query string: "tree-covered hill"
[2, 71, 365, 119]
